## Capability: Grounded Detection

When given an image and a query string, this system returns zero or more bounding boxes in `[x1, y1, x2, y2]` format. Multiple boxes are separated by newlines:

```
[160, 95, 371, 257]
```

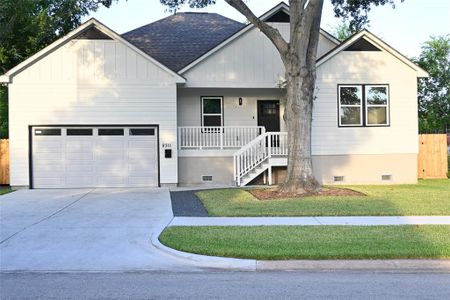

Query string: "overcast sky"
[85, 0, 450, 58]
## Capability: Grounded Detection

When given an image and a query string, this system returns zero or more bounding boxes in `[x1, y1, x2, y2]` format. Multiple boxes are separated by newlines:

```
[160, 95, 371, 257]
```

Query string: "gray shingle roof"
[122, 13, 245, 72]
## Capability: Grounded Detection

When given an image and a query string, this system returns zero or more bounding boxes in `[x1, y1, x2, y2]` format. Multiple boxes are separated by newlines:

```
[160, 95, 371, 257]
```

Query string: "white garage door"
[32, 126, 158, 188]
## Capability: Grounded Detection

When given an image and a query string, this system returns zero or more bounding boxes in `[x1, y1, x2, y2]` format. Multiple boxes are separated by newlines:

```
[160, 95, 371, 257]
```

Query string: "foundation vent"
[381, 174, 392, 181]
[333, 176, 345, 182]
[202, 175, 213, 182]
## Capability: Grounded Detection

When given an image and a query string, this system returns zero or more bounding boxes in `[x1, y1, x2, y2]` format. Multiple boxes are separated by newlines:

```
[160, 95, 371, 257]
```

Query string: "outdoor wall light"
[238, 97, 243, 106]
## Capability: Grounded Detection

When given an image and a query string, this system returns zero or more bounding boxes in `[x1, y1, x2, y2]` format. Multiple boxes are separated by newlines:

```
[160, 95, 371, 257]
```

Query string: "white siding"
[183, 24, 336, 88]
[313, 50, 419, 155]
[9, 39, 179, 186]
[177, 88, 285, 131]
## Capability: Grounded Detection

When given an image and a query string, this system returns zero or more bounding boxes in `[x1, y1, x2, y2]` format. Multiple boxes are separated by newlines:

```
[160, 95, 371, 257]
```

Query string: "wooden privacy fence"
[418, 134, 448, 179]
[0, 139, 9, 185]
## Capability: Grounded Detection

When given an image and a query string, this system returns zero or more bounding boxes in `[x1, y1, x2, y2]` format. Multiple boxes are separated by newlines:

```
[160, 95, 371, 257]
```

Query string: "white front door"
[32, 126, 158, 188]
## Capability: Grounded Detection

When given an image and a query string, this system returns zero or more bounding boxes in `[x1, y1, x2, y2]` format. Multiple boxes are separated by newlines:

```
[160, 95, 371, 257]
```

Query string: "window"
[34, 128, 61, 136]
[339, 86, 363, 126]
[130, 128, 155, 136]
[365, 85, 389, 126]
[202, 97, 223, 127]
[338, 84, 389, 127]
[67, 128, 93, 136]
[98, 128, 124, 136]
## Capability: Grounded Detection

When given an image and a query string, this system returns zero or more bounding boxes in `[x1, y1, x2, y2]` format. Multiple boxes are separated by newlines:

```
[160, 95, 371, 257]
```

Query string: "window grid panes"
[202, 97, 223, 127]
[338, 84, 389, 127]
[365, 85, 389, 126]
[339, 86, 363, 126]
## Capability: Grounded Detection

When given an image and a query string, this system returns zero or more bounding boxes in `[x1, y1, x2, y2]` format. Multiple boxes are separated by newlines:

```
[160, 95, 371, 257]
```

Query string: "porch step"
[240, 162, 270, 186]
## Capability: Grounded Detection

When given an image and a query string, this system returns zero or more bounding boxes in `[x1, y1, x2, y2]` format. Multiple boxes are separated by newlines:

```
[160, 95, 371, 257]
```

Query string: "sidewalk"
[169, 216, 450, 226]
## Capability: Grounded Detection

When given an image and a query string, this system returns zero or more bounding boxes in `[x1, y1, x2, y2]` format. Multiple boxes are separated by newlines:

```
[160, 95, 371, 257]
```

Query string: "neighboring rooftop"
[122, 12, 244, 72]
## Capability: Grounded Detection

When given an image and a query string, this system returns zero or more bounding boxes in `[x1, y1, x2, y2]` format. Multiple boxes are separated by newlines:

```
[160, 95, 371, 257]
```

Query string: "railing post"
[220, 127, 224, 149]
[268, 133, 272, 158]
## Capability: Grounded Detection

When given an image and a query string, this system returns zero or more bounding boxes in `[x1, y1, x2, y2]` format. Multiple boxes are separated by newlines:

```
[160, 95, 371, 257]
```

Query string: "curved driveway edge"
[150, 224, 257, 271]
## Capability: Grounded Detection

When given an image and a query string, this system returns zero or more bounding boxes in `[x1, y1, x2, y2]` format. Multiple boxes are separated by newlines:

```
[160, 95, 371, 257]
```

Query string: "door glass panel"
[262, 103, 277, 115]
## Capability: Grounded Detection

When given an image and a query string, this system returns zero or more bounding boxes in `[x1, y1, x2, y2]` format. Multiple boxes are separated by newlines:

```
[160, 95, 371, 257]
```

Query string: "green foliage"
[413, 35, 450, 133]
[0, 0, 116, 138]
[330, 19, 355, 41]
[0, 87, 7, 138]
[160, 1, 400, 31]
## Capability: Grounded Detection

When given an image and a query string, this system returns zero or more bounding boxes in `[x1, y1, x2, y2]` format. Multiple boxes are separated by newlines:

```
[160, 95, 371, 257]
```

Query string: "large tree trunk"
[279, 66, 320, 193]
[279, 0, 324, 193]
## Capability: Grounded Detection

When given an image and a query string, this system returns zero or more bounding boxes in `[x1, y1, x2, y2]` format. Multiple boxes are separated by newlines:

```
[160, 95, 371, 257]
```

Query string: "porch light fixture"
[238, 97, 243, 106]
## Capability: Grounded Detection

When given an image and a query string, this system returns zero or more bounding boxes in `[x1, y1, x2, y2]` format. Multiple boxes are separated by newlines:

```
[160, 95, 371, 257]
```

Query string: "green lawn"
[160, 225, 450, 260]
[195, 179, 450, 216]
[0, 188, 13, 196]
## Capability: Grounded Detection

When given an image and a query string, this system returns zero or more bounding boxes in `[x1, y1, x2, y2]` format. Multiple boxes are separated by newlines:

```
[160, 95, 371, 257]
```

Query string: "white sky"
[85, 0, 450, 58]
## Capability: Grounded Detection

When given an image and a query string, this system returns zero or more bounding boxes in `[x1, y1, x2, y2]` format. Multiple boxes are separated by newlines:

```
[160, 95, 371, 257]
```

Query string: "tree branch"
[224, 0, 289, 59]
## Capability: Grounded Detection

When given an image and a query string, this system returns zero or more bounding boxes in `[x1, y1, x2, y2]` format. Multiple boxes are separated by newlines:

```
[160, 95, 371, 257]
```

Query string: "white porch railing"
[178, 126, 265, 149]
[233, 132, 288, 186]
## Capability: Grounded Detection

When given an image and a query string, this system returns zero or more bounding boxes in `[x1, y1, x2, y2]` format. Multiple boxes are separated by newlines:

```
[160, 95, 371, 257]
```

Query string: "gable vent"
[381, 174, 392, 181]
[202, 175, 213, 182]
[75, 27, 113, 40]
[333, 176, 345, 182]
[344, 38, 381, 52]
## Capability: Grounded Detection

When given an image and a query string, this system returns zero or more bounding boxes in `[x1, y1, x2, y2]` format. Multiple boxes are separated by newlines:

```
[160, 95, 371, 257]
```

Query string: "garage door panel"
[34, 163, 64, 173]
[65, 176, 95, 187]
[96, 176, 126, 185]
[34, 177, 64, 187]
[32, 126, 158, 188]
[65, 141, 94, 152]
[128, 176, 157, 186]
[65, 163, 95, 172]
[128, 140, 156, 148]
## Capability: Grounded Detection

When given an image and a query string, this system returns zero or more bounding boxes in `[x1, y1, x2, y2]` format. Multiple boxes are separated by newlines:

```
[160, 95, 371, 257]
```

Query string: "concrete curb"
[256, 260, 450, 272]
[150, 223, 257, 271]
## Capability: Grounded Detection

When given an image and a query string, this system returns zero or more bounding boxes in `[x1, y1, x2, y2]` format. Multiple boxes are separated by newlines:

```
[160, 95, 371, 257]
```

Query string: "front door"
[257, 100, 280, 132]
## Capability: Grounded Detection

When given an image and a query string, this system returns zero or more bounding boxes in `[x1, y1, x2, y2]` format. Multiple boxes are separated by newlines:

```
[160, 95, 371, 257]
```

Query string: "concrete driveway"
[0, 188, 198, 272]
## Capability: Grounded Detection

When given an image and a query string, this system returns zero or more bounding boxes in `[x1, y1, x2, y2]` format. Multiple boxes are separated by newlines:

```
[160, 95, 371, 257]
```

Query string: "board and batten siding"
[8, 39, 179, 186]
[312, 50, 419, 155]
[182, 23, 336, 88]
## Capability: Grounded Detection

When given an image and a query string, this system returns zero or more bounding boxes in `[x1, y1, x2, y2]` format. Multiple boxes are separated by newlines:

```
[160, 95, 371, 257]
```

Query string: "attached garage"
[31, 126, 159, 188]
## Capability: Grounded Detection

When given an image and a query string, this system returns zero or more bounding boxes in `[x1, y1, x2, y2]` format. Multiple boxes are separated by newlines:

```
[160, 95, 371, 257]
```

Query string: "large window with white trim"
[201, 97, 223, 126]
[338, 84, 389, 127]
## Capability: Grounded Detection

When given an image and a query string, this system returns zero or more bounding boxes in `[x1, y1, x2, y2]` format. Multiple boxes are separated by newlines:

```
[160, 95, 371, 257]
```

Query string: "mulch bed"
[248, 187, 366, 200]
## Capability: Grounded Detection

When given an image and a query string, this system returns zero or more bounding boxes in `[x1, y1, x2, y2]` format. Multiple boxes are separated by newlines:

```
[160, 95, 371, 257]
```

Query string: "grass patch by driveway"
[196, 179, 450, 216]
[0, 188, 13, 196]
[159, 225, 450, 260]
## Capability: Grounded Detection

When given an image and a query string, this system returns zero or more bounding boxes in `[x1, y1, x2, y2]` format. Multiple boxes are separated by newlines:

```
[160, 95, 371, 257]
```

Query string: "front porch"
[178, 126, 288, 186]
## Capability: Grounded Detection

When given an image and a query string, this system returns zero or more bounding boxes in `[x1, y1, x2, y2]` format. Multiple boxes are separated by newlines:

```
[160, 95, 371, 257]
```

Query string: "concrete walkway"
[169, 216, 450, 226]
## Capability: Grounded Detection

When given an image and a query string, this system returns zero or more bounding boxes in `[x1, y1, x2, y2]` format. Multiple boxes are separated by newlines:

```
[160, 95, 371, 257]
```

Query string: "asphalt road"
[2, 271, 450, 299]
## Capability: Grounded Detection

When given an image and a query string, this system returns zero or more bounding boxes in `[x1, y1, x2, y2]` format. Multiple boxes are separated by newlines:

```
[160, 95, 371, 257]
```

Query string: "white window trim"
[365, 85, 390, 126]
[201, 96, 223, 127]
[338, 85, 363, 127]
